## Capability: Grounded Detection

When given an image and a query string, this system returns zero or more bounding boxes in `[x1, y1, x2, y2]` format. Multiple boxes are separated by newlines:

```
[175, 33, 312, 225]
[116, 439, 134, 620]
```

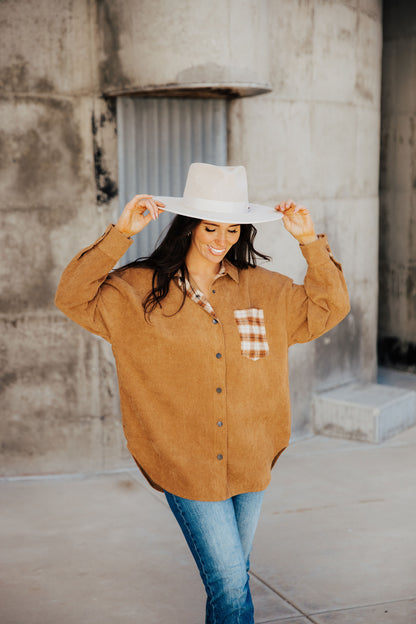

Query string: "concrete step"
[313, 380, 416, 443]
[377, 366, 416, 392]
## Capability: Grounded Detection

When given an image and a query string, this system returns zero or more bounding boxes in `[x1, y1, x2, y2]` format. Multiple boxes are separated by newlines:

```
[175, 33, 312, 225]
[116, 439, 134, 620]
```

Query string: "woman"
[55, 163, 349, 623]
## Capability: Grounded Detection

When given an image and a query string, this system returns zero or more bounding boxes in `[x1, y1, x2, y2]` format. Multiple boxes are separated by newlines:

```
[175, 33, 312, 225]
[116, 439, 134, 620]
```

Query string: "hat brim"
[153, 196, 283, 224]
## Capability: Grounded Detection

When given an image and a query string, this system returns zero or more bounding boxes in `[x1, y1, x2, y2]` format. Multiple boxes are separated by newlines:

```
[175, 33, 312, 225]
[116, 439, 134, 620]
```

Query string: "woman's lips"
[208, 245, 226, 256]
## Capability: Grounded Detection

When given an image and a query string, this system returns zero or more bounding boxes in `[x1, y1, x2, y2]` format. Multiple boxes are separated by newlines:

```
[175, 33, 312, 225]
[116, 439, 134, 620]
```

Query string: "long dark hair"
[118, 215, 271, 319]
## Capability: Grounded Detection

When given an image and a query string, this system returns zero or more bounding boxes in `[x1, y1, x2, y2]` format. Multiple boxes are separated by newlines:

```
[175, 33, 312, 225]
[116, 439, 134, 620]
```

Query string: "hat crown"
[184, 163, 248, 204]
[153, 162, 282, 223]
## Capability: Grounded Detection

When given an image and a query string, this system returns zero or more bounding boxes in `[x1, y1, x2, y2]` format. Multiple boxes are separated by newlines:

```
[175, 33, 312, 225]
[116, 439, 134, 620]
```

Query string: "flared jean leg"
[165, 490, 265, 624]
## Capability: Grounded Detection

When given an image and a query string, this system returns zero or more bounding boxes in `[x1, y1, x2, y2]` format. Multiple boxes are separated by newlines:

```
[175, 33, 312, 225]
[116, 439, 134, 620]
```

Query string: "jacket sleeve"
[55, 225, 133, 341]
[286, 234, 350, 346]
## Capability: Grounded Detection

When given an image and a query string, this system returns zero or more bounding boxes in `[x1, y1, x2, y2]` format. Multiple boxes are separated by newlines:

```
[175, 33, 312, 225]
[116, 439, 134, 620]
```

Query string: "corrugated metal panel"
[117, 97, 228, 262]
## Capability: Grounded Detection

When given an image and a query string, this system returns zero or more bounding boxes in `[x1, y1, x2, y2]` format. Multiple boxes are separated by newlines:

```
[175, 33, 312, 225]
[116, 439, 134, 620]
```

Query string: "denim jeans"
[165, 490, 265, 624]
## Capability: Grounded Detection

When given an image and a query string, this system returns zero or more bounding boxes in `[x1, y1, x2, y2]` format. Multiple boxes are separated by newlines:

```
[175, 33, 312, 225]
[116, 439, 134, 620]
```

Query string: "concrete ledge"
[313, 383, 416, 443]
[104, 82, 273, 99]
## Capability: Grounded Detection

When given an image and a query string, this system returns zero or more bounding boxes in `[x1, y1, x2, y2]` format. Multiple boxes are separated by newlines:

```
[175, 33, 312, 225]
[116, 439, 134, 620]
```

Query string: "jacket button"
[216, 387, 222, 393]
[217, 454, 223, 460]
[217, 421, 223, 427]
[213, 318, 218, 324]
[216, 353, 222, 359]
[212, 289, 216, 294]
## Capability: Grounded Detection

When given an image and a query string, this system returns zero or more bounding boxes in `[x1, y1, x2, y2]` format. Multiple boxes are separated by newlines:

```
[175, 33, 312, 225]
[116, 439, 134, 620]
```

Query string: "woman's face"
[189, 221, 241, 266]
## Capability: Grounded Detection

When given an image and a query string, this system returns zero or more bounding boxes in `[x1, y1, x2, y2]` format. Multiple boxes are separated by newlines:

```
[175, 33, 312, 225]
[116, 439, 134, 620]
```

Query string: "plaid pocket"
[233, 308, 270, 361]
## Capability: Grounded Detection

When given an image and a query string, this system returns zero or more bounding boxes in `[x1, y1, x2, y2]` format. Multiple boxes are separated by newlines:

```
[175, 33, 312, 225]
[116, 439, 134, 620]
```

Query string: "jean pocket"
[233, 308, 270, 361]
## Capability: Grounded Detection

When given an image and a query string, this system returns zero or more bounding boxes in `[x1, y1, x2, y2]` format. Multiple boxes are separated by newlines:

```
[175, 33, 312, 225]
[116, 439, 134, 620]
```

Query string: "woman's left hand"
[275, 200, 318, 245]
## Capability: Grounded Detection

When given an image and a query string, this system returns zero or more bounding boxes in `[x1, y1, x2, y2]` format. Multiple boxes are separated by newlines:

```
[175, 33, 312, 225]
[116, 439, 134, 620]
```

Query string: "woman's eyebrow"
[202, 221, 240, 227]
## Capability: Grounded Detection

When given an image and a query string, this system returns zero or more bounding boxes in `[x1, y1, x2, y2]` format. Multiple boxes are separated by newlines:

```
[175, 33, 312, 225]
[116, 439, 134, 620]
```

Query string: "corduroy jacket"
[55, 224, 350, 501]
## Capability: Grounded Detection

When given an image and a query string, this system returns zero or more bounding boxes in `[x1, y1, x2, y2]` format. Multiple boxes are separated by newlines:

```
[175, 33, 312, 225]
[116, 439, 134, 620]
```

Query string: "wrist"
[298, 234, 318, 245]
[114, 223, 133, 238]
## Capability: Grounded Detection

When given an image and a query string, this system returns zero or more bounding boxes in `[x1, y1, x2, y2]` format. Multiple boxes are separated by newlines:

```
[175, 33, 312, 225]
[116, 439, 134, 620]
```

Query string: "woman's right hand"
[115, 195, 165, 238]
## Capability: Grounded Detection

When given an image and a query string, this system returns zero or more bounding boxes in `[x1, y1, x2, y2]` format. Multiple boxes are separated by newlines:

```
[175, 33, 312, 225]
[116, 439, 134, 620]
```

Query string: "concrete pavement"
[1, 426, 416, 623]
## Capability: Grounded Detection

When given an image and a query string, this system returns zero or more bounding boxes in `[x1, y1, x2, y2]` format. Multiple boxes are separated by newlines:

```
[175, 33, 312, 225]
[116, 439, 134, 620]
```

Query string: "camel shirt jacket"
[55, 225, 350, 501]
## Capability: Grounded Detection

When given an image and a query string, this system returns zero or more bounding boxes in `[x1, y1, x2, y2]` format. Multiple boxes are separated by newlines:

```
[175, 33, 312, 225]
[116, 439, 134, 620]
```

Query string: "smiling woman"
[184, 221, 241, 294]
[55, 162, 350, 623]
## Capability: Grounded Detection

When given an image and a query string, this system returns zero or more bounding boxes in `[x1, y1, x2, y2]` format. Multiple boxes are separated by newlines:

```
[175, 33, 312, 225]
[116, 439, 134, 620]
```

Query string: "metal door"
[117, 97, 227, 262]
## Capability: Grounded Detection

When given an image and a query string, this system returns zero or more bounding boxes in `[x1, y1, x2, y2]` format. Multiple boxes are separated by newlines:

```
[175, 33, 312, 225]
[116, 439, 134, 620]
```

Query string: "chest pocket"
[233, 308, 270, 361]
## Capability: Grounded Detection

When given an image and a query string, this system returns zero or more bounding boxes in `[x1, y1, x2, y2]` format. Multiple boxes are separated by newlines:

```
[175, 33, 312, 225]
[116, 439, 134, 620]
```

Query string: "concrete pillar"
[0, 0, 127, 475]
[229, 0, 383, 433]
[378, 0, 416, 372]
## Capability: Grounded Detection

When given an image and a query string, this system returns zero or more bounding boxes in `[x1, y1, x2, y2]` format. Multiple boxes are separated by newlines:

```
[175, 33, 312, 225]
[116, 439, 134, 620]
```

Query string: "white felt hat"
[154, 163, 283, 224]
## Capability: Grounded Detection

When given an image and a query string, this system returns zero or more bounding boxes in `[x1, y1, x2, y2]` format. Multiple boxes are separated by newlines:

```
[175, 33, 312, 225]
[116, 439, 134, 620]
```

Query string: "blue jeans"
[165, 490, 265, 624]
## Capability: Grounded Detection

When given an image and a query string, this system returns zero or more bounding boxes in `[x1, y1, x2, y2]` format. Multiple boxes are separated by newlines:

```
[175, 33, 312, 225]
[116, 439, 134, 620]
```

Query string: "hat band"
[183, 195, 248, 215]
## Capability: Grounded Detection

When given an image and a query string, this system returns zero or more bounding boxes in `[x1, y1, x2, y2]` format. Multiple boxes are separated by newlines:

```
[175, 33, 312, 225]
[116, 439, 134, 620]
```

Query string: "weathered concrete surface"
[95, 0, 271, 94]
[0, 98, 90, 209]
[230, 0, 383, 432]
[0, 1, 121, 475]
[0, 0, 96, 95]
[1, 0, 384, 472]
[1, 426, 415, 623]
[313, 382, 416, 443]
[0, 315, 130, 476]
[378, 0, 416, 372]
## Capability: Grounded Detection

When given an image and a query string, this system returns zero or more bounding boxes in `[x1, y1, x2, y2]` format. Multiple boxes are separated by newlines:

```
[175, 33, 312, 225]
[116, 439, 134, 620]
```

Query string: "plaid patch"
[234, 308, 270, 361]
[176, 264, 227, 318]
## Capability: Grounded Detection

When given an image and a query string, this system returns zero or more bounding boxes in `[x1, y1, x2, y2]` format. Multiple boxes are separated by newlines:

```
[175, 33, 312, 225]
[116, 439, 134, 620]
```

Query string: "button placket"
[213, 317, 226, 466]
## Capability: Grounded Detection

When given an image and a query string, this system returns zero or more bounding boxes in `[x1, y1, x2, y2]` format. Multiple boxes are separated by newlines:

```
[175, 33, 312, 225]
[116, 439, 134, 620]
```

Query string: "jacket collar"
[222, 259, 239, 284]
[176, 259, 239, 285]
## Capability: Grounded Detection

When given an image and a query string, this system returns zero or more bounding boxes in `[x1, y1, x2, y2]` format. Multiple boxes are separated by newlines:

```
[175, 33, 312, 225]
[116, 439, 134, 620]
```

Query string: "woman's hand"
[115, 195, 165, 238]
[275, 200, 317, 245]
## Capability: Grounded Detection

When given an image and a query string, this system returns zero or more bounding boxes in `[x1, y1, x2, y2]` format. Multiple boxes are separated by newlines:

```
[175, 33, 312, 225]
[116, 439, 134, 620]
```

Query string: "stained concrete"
[95, 0, 271, 93]
[0, 0, 121, 475]
[0, 0, 95, 95]
[231, 0, 383, 401]
[1, 427, 415, 623]
[313, 382, 416, 443]
[0, 97, 91, 210]
[0, 315, 130, 476]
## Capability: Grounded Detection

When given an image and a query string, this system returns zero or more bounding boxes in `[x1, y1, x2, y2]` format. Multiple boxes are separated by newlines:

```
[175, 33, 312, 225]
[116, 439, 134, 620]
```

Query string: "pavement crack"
[250, 570, 319, 623]
[309, 596, 416, 616]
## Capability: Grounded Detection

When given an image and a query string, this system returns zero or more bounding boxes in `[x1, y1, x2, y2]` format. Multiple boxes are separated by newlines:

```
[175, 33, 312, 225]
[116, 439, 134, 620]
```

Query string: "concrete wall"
[230, 0, 383, 432]
[1, 0, 383, 475]
[0, 0, 127, 475]
[378, 0, 416, 372]
[96, 0, 270, 95]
